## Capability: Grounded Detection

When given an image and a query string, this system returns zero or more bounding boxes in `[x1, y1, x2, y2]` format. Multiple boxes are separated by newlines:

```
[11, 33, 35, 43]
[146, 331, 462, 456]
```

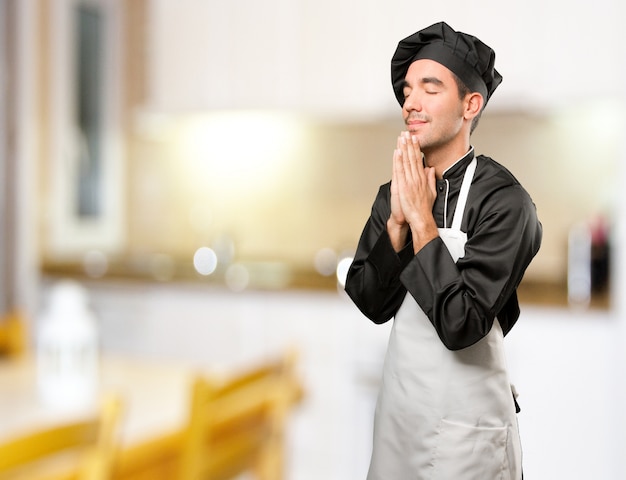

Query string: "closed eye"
[421, 77, 444, 94]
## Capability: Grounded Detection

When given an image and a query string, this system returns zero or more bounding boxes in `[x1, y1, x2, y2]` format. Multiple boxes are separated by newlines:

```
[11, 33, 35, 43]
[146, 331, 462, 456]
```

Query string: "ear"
[464, 92, 484, 120]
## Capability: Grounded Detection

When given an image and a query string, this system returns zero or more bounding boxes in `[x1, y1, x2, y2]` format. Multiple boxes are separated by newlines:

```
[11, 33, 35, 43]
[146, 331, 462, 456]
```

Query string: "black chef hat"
[391, 21, 502, 107]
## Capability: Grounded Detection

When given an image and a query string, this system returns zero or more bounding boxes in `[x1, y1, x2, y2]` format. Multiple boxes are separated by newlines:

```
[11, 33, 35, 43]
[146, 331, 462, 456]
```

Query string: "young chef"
[345, 21, 542, 479]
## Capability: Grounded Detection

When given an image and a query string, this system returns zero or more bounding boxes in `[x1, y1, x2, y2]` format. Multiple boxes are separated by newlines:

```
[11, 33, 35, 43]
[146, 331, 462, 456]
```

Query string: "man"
[345, 22, 542, 479]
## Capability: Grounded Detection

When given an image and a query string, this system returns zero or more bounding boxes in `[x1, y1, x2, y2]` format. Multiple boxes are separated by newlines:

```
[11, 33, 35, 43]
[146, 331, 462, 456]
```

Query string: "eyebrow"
[420, 76, 444, 86]
[402, 77, 444, 90]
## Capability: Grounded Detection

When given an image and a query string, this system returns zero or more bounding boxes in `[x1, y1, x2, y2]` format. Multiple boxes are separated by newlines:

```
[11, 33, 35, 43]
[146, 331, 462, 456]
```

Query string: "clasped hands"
[387, 131, 439, 253]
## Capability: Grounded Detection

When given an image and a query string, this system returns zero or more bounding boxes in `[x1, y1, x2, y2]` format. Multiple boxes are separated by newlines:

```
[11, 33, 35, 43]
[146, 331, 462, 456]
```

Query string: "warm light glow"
[182, 111, 304, 192]
[188, 202, 214, 236]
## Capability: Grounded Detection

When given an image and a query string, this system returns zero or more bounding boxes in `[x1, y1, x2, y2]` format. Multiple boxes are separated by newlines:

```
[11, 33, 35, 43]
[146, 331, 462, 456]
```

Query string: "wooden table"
[0, 355, 218, 479]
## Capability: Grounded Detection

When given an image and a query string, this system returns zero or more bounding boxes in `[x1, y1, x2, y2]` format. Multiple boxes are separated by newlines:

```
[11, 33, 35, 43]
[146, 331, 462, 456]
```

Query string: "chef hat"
[391, 21, 502, 107]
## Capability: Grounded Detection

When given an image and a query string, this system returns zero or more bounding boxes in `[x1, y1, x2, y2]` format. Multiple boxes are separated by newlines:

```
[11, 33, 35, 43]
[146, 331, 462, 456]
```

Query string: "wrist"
[409, 221, 439, 253]
[387, 218, 410, 252]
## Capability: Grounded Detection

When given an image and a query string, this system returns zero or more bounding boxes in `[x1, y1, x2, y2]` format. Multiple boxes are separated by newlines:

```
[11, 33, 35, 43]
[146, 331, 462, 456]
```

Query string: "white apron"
[367, 159, 522, 480]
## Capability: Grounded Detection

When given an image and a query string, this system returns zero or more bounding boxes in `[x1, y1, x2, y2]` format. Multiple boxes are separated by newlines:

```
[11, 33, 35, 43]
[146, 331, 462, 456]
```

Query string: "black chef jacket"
[345, 149, 543, 350]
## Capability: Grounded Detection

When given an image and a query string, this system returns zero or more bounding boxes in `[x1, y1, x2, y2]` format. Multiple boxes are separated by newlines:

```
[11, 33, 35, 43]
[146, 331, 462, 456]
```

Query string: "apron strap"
[451, 158, 477, 231]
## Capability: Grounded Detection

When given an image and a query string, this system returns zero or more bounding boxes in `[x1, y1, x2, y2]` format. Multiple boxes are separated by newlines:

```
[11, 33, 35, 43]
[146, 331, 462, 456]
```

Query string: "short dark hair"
[451, 71, 482, 134]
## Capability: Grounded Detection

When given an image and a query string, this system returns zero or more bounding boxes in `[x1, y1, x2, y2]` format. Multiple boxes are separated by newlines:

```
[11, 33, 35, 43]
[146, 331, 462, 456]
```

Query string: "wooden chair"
[0, 310, 28, 358]
[178, 349, 303, 480]
[0, 395, 122, 480]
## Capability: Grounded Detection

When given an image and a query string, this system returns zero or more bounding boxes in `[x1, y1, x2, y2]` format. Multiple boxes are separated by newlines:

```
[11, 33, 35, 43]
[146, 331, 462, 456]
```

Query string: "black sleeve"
[400, 185, 542, 350]
[344, 184, 414, 323]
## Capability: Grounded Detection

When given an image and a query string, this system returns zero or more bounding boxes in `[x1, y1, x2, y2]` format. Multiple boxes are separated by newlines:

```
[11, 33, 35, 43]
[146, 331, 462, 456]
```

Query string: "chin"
[406, 129, 423, 140]
[411, 133, 431, 148]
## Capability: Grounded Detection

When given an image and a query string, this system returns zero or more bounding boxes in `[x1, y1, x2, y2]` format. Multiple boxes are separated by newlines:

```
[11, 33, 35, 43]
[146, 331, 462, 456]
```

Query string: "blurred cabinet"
[144, 0, 624, 116]
[144, 0, 393, 116]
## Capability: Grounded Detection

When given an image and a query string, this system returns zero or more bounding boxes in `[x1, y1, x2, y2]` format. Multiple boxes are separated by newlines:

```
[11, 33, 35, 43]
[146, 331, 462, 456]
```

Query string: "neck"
[423, 139, 471, 179]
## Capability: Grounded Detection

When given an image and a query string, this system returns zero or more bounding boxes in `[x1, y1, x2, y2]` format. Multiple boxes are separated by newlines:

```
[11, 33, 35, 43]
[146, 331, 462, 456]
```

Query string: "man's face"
[401, 59, 466, 154]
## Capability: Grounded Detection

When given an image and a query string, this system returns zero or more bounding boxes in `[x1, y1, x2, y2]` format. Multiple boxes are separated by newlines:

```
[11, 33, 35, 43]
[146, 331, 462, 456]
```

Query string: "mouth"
[406, 120, 427, 131]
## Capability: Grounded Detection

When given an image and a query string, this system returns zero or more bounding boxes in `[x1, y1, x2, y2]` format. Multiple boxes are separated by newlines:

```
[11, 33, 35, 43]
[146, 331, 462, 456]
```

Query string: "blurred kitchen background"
[1, 0, 626, 479]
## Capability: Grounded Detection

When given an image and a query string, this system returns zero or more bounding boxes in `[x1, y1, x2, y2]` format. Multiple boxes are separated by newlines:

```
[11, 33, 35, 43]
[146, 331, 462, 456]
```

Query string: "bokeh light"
[225, 263, 250, 292]
[335, 257, 353, 288]
[193, 247, 218, 276]
[83, 250, 108, 278]
[314, 248, 338, 277]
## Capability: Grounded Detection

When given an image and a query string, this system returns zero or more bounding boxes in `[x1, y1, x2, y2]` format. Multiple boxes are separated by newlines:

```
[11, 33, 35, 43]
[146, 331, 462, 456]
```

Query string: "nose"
[403, 90, 421, 113]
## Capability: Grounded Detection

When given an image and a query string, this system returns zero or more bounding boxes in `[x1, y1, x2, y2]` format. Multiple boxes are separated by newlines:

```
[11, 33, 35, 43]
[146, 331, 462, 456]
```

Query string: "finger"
[399, 133, 415, 183]
[404, 133, 422, 182]
[395, 135, 407, 179]
[408, 134, 424, 179]
[425, 166, 437, 196]
[392, 147, 404, 190]
[391, 148, 399, 187]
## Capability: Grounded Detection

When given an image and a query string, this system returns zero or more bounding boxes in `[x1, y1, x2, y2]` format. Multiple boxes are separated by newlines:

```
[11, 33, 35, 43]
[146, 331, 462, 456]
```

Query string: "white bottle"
[568, 223, 592, 308]
[36, 280, 99, 409]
